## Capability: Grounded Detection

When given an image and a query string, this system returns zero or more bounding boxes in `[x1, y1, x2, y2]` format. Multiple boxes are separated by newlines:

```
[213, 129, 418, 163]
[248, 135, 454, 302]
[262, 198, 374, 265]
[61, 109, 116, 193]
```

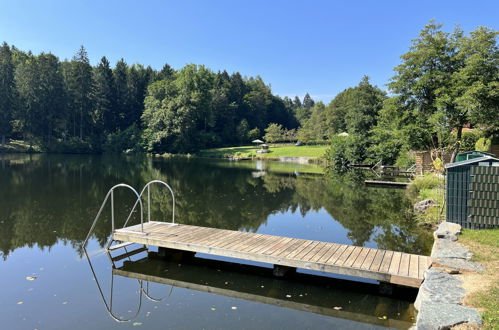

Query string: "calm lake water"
[0, 154, 432, 330]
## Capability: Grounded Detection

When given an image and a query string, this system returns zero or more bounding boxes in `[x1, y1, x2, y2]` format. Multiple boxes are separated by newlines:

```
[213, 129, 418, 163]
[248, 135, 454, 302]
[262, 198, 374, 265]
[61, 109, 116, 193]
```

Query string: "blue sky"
[1, 0, 497, 103]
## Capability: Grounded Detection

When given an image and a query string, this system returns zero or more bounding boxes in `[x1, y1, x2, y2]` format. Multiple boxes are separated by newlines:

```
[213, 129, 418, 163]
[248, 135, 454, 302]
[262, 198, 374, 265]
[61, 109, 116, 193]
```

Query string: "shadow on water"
[84, 246, 417, 329]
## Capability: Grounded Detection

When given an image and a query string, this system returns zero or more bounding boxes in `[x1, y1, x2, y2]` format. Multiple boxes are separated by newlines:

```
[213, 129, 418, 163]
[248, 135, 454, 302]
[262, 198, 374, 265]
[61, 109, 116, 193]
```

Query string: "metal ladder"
[83, 180, 176, 267]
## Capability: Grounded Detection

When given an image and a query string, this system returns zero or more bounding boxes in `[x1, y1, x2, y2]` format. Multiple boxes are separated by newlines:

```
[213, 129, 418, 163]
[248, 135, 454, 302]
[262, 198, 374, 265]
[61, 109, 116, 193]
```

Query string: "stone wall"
[415, 151, 452, 175]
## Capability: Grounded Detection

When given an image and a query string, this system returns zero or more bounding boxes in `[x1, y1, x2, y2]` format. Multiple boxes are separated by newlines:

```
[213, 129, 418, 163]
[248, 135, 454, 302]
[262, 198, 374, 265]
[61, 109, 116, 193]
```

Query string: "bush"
[103, 125, 143, 153]
[475, 137, 492, 152]
[395, 149, 416, 168]
[410, 174, 442, 192]
[326, 136, 349, 169]
[48, 137, 94, 153]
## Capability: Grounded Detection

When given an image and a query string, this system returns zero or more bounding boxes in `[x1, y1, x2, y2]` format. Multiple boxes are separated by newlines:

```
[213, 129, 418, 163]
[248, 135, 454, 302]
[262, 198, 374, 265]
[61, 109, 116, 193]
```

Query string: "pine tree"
[0, 42, 15, 145]
[93, 56, 116, 135]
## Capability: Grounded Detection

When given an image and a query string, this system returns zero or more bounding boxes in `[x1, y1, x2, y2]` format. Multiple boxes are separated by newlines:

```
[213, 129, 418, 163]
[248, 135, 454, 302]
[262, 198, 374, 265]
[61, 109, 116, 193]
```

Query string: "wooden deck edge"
[112, 232, 415, 286]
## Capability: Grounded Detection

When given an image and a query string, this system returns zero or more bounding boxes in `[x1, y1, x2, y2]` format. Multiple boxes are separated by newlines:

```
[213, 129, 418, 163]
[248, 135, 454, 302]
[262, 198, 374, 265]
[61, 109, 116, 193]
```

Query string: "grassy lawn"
[407, 174, 446, 226]
[0, 139, 41, 153]
[459, 229, 499, 329]
[197, 144, 329, 159]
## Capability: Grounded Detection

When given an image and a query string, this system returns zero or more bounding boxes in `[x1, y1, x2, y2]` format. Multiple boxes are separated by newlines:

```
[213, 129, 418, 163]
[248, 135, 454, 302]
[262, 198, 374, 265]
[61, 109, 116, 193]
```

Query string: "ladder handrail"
[122, 180, 176, 227]
[83, 184, 143, 249]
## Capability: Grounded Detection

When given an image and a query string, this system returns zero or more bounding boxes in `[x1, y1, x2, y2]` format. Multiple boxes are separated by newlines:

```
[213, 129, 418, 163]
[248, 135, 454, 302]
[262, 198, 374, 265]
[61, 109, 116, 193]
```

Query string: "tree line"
[296, 22, 498, 166]
[1, 21, 497, 162]
[0, 43, 309, 153]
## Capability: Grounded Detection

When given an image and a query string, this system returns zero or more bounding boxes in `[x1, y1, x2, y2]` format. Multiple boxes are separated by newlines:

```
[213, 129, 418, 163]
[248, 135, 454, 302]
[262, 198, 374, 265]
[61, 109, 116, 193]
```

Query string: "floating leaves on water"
[62, 301, 68, 305]
[17, 301, 23, 305]
[231, 306, 237, 310]
[132, 322, 142, 326]
[333, 306, 342, 310]
[26, 276, 37, 281]
[285, 295, 292, 298]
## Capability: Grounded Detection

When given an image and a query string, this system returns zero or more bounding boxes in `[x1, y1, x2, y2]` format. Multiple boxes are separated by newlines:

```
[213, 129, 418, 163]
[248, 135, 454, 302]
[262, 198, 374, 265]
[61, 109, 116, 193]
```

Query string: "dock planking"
[113, 222, 431, 288]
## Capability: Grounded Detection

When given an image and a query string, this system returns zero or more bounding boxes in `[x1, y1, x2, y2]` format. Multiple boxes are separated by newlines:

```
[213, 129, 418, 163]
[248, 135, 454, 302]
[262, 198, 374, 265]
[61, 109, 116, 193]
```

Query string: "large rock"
[414, 270, 465, 311]
[414, 199, 436, 213]
[432, 258, 485, 273]
[415, 301, 482, 329]
[433, 222, 461, 241]
[431, 239, 472, 260]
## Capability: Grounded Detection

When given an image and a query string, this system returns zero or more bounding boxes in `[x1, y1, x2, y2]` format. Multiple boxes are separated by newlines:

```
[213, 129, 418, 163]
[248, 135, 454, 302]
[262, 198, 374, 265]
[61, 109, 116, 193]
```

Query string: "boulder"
[414, 199, 436, 213]
[415, 301, 482, 329]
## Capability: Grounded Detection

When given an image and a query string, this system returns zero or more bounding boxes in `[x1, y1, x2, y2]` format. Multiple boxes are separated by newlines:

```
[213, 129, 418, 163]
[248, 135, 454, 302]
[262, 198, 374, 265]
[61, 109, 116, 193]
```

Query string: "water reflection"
[84, 247, 416, 329]
[0, 154, 432, 261]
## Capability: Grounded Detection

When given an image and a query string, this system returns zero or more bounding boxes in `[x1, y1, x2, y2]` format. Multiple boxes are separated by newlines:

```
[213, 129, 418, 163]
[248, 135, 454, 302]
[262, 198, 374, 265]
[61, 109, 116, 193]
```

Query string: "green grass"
[460, 229, 499, 329]
[197, 144, 329, 159]
[407, 174, 445, 225]
[0, 139, 41, 153]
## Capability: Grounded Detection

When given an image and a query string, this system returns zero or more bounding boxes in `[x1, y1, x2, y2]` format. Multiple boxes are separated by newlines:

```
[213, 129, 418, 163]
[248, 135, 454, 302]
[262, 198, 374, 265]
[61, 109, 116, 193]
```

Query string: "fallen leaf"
[132, 322, 142, 326]
[26, 276, 37, 281]
[333, 306, 342, 310]
[17, 301, 23, 305]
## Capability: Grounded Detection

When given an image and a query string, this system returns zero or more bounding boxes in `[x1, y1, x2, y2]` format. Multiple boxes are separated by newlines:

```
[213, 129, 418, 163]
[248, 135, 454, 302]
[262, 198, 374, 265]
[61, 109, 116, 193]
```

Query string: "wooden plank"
[245, 234, 276, 253]
[285, 240, 314, 259]
[342, 246, 363, 267]
[369, 250, 386, 272]
[378, 251, 394, 274]
[302, 242, 328, 261]
[324, 244, 348, 265]
[333, 245, 356, 266]
[195, 229, 237, 246]
[398, 254, 410, 277]
[316, 244, 341, 264]
[310, 243, 337, 263]
[293, 241, 321, 260]
[388, 252, 402, 275]
[217, 232, 257, 250]
[209, 231, 247, 248]
[350, 247, 370, 269]
[261, 237, 294, 255]
[360, 249, 377, 270]
[408, 255, 419, 279]
[272, 238, 302, 257]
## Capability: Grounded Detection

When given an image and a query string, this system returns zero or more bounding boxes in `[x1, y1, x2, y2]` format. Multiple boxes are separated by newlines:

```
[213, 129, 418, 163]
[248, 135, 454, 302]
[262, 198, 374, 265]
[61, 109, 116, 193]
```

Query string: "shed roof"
[445, 156, 499, 169]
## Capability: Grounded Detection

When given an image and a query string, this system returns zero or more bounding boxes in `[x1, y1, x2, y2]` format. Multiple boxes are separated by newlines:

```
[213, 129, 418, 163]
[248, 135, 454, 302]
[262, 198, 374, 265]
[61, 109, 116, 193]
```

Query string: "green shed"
[455, 151, 495, 162]
[445, 156, 499, 228]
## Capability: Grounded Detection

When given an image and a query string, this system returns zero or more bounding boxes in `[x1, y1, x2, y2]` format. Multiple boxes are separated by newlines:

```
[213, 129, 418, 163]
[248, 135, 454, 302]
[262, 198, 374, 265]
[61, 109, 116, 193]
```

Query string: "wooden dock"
[113, 222, 431, 288]
[364, 180, 410, 188]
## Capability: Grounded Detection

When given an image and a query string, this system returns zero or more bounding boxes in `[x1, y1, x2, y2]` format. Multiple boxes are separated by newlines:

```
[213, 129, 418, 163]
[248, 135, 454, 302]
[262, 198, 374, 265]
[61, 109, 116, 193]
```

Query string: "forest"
[0, 22, 497, 165]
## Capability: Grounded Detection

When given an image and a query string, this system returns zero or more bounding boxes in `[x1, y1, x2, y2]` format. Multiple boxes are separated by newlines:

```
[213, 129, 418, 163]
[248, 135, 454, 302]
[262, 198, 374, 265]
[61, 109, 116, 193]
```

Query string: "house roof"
[445, 156, 499, 169]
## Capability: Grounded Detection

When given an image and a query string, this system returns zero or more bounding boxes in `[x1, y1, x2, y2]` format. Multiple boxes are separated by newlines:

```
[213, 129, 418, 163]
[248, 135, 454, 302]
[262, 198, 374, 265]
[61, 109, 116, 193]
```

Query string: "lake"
[0, 154, 432, 329]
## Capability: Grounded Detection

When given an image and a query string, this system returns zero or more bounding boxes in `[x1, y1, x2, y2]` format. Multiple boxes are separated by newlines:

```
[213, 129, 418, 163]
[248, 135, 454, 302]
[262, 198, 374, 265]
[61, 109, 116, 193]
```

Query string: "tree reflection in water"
[0, 154, 432, 260]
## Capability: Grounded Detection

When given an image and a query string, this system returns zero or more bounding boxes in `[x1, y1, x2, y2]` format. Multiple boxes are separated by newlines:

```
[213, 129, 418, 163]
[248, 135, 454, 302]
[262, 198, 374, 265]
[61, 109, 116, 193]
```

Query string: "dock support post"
[273, 265, 296, 277]
[158, 247, 195, 261]
[379, 282, 394, 295]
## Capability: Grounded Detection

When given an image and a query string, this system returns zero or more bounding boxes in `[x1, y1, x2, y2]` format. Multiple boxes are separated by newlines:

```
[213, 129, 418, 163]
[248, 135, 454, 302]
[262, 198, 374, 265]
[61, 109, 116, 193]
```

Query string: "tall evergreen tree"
[0, 42, 15, 145]
[92, 56, 116, 135]
[113, 58, 129, 130]
[65, 46, 93, 140]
